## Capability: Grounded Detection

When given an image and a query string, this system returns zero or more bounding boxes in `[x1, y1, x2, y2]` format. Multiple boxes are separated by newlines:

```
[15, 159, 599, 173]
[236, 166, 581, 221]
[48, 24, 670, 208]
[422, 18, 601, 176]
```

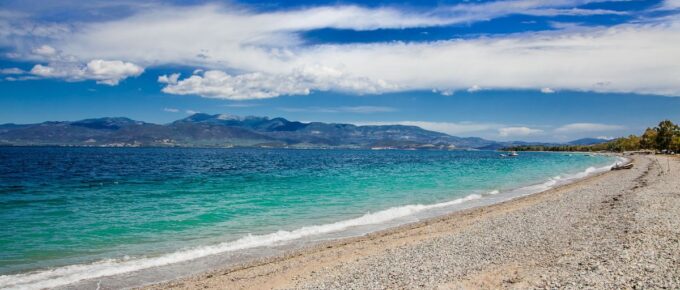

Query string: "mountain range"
[0, 114, 608, 149]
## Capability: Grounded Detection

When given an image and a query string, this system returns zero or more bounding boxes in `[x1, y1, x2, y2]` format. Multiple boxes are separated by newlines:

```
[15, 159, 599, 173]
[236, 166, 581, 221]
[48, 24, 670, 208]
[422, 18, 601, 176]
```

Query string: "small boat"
[509, 151, 519, 157]
[499, 154, 508, 157]
[611, 162, 634, 170]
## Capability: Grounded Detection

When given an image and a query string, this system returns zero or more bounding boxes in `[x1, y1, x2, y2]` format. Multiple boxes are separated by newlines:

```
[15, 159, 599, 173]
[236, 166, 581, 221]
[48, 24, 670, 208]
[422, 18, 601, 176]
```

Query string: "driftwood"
[611, 163, 634, 170]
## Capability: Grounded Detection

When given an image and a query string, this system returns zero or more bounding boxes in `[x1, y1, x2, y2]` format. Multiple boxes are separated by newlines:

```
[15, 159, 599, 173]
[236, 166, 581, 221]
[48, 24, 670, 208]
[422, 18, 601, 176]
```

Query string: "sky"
[1, 0, 680, 142]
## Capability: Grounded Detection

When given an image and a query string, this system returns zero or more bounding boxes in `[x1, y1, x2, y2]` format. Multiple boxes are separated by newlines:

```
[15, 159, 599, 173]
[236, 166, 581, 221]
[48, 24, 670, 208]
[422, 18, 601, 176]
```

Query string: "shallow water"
[0, 147, 616, 289]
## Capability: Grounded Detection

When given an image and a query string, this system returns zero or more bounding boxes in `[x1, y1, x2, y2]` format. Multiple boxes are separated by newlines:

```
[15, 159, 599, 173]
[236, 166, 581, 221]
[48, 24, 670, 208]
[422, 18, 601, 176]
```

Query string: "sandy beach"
[144, 155, 679, 289]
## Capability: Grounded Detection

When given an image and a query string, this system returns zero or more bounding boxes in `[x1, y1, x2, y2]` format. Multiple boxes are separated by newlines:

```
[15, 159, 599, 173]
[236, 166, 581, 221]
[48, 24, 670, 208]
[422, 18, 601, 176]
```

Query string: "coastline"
[1, 151, 618, 290]
[135, 155, 680, 289]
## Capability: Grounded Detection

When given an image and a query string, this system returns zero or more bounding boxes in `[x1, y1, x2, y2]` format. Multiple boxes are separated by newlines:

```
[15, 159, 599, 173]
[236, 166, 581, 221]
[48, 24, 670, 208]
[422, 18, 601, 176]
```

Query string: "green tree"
[504, 120, 678, 153]
[672, 135, 680, 153]
[640, 127, 658, 150]
[622, 135, 641, 151]
[655, 120, 680, 151]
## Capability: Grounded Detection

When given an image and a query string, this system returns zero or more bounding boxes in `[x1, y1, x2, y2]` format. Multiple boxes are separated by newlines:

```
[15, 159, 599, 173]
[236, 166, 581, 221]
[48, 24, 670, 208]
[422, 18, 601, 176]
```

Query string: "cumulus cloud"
[3, 1, 680, 97]
[30, 59, 143, 85]
[158, 73, 180, 84]
[163, 107, 179, 113]
[498, 126, 544, 137]
[159, 67, 397, 100]
[555, 123, 625, 133]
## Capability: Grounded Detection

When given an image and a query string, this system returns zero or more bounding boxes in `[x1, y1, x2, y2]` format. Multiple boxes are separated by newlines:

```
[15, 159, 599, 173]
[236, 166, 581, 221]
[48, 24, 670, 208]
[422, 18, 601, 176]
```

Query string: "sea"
[0, 147, 619, 289]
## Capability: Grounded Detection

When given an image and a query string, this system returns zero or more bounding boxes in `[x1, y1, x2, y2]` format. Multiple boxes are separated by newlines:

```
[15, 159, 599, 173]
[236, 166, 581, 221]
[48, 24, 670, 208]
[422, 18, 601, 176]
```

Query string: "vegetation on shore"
[506, 120, 680, 153]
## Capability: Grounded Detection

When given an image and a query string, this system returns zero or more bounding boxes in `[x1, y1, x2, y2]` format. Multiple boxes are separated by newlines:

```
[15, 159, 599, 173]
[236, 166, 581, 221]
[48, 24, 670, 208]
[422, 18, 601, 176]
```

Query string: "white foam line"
[1, 194, 484, 289]
[0, 157, 622, 290]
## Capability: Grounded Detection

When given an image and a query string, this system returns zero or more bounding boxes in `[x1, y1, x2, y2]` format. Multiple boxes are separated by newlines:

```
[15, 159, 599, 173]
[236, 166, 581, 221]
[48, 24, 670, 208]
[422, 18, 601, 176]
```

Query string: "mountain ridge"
[0, 114, 595, 149]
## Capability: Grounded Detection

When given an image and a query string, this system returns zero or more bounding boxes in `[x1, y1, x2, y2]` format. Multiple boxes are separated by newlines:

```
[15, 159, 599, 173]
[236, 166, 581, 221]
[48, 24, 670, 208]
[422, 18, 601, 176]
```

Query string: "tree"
[672, 135, 680, 153]
[504, 120, 678, 153]
[622, 135, 640, 151]
[640, 127, 658, 150]
[655, 120, 680, 151]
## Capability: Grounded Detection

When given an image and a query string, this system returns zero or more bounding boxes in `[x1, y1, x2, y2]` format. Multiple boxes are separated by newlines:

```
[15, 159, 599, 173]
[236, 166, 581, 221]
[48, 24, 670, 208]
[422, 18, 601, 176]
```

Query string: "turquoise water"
[0, 147, 615, 288]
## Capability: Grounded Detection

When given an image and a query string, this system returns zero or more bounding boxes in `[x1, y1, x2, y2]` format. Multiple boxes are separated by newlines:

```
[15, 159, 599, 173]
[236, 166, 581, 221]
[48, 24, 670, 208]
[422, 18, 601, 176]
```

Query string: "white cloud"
[185, 109, 199, 115]
[158, 73, 180, 84]
[498, 126, 544, 137]
[437, 0, 624, 19]
[467, 85, 482, 93]
[522, 8, 627, 16]
[3, 1, 680, 98]
[163, 107, 179, 113]
[159, 67, 397, 100]
[661, 0, 680, 10]
[0, 67, 25, 74]
[30, 59, 143, 85]
[540, 87, 555, 94]
[85, 60, 144, 85]
[432, 89, 454, 96]
[290, 21, 680, 97]
[5, 76, 40, 81]
[32, 45, 57, 56]
[26, 1, 621, 63]
[555, 123, 625, 133]
[596, 136, 615, 140]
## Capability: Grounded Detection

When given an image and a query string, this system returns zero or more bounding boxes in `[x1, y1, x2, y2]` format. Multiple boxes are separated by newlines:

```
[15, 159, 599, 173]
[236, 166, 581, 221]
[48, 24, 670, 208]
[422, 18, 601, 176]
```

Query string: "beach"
[144, 155, 680, 289]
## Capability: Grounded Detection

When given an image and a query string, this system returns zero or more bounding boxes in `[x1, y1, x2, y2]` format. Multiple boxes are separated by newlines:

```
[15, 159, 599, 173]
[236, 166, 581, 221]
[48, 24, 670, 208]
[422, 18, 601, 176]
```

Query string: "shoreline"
[1, 152, 618, 290]
[136, 155, 669, 290]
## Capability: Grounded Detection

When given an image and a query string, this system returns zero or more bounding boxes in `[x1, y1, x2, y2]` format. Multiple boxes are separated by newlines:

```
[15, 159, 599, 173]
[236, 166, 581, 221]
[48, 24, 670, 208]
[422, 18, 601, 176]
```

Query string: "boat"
[509, 151, 519, 157]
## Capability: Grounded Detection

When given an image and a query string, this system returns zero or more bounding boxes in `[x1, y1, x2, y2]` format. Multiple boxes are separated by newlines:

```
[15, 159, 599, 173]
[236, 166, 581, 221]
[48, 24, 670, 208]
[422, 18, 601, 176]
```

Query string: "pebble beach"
[146, 155, 680, 289]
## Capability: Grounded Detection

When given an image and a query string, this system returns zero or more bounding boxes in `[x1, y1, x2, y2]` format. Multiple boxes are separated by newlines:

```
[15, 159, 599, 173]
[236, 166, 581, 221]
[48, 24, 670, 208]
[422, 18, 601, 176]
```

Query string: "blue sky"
[1, 0, 680, 142]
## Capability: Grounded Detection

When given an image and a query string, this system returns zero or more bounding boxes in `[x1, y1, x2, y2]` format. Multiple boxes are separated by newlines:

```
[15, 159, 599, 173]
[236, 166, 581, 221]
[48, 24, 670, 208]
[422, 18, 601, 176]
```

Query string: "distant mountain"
[567, 138, 611, 145]
[0, 114, 500, 149]
[70, 117, 144, 130]
[475, 141, 557, 151]
[0, 114, 622, 150]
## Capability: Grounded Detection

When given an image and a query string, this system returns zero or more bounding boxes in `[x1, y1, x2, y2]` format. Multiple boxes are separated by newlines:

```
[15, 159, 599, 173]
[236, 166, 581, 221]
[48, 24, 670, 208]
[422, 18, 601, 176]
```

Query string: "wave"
[0, 158, 622, 289]
[0, 194, 485, 289]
